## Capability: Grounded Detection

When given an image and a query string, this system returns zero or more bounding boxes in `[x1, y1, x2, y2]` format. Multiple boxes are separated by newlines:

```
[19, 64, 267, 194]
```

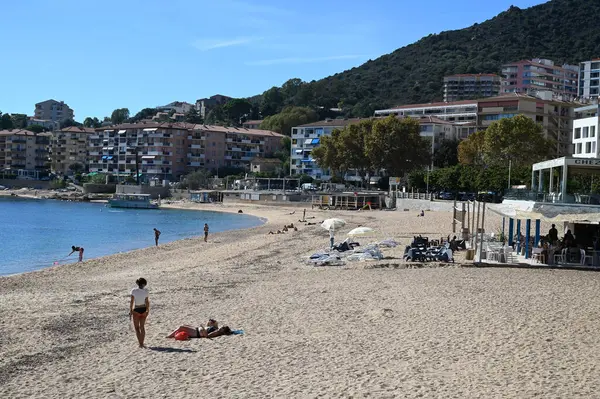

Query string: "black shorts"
[204, 232, 208, 237]
[133, 306, 147, 314]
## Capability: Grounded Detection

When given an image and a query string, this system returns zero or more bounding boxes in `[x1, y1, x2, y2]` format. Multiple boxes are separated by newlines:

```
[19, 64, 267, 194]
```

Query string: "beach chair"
[554, 248, 567, 264]
[580, 249, 593, 266]
[531, 247, 546, 264]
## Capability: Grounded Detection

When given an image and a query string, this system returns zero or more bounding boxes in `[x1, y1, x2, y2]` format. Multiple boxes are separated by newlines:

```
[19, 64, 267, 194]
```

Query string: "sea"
[0, 198, 264, 276]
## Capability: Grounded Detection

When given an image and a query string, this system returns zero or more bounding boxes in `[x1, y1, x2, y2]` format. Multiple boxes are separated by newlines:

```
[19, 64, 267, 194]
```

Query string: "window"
[592, 126, 596, 138]
[594, 142, 597, 154]
[575, 128, 581, 139]
[583, 127, 589, 138]
[576, 143, 582, 154]
[586, 142, 592, 153]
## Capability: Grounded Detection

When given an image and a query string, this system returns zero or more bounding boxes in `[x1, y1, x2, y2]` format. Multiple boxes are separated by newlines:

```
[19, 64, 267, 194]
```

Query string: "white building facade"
[572, 104, 599, 158]
[578, 60, 600, 99]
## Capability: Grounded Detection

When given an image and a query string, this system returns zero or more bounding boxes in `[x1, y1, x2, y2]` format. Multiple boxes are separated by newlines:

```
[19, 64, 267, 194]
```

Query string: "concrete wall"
[116, 184, 170, 199]
[394, 198, 458, 212]
[0, 179, 52, 189]
[83, 183, 117, 194]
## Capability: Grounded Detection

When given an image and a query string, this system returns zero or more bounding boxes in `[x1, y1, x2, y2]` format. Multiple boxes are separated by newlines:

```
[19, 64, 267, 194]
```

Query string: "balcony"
[146, 168, 163, 174]
[188, 161, 202, 167]
[191, 144, 203, 149]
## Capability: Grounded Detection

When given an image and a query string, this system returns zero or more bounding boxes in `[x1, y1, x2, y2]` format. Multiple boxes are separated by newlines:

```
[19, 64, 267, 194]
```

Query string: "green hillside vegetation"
[254, 0, 600, 118]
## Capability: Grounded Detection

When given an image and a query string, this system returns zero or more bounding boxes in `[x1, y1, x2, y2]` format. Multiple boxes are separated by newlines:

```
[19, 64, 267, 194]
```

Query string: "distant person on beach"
[153, 228, 161, 247]
[130, 278, 149, 348]
[166, 319, 232, 339]
[68, 246, 84, 262]
[330, 229, 335, 248]
[204, 223, 209, 242]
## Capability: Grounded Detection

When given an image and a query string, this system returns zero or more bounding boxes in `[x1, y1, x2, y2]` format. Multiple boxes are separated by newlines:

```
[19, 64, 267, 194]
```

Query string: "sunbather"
[166, 319, 232, 339]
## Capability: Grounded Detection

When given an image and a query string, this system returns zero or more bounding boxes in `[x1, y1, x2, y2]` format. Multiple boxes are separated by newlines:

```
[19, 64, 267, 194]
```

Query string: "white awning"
[107, 147, 114, 150]
[295, 149, 303, 154]
[141, 155, 156, 159]
[102, 147, 108, 150]
[143, 128, 158, 132]
[118, 130, 127, 134]
[304, 139, 313, 145]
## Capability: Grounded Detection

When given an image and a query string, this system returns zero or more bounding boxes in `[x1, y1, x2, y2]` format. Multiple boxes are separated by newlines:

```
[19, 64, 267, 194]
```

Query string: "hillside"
[257, 0, 600, 117]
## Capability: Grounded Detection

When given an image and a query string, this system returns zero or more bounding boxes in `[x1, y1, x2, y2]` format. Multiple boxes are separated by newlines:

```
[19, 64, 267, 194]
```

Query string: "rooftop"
[192, 124, 285, 138]
[0, 129, 53, 137]
[251, 157, 282, 164]
[57, 126, 96, 133]
[444, 73, 500, 79]
[94, 122, 284, 137]
[296, 118, 364, 128]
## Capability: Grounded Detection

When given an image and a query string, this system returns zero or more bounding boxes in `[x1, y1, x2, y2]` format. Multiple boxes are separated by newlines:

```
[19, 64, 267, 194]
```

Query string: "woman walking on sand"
[130, 278, 150, 348]
[204, 223, 209, 242]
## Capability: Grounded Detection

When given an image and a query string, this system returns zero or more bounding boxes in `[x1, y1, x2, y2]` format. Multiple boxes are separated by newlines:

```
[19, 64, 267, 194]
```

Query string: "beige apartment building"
[0, 129, 51, 174]
[87, 122, 284, 182]
[34, 99, 74, 123]
[50, 126, 95, 175]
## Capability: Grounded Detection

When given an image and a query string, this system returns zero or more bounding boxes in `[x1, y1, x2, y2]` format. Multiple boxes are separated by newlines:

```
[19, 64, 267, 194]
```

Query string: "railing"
[393, 192, 436, 200]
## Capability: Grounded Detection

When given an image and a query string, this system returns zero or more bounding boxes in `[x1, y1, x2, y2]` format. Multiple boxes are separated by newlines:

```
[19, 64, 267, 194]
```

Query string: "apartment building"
[290, 119, 360, 180]
[501, 58, 579, 100]
[50, 126, 95, 175]
[156, 101, 195, 114]
[0, 129, 51, 174]
[190, 125, 284, 171]
[88, 122, 192, 182]
[87, 122, 283, 182]
[375, 100, 479, 125]
[195, 94, 232, 118]
[477, 92, 576, 156]
[443, 74, 501, 102]
[578, 60, 600, 99]
[242, 120, 263, 129]
[571, 104, 600, 157]
[34, 99, 74, 123]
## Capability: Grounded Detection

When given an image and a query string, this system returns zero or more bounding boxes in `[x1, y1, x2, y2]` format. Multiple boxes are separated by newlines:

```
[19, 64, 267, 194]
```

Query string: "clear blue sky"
[1, 0, 544, 120]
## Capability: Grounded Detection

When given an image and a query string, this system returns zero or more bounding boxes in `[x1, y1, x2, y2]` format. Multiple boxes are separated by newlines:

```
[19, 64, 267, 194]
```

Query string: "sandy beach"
[2, 201, 600, 398]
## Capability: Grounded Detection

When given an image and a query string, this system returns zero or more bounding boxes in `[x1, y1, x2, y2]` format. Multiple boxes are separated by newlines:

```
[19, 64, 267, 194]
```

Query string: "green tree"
[260, 106, 319, 136]
[25, 124, 45, 133]
[184, 107, 203, 124]
[60, 119, 81, 128]
[10, 114, 28, 129]
[69, 162, 85, 175]
[1, 113, 14, 129]
[483, 115, 554, 167]
[223, 99, 252, 124]
[312, 129, 344, 178]
[130, 108, 157, 122]
[110, 108, 130, 125]
[337, 120, 374, 187]
[365, 116, 430, 177]
[205, 105, 226, 125]
[273, 136, 291, 175]
[184, 170, 210, 190]
[83, 117, 101, 128]
[433, 139, 459, 168]
[458, 130, 486, 165]
[260, 87, 283, 117]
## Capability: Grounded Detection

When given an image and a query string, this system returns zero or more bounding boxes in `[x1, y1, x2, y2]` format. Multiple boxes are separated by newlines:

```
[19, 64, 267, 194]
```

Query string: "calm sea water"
[0, 198, 263, 276]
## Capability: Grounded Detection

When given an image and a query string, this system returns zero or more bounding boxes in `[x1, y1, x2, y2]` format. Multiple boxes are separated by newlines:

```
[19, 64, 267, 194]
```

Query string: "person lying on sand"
[166, 319, 232, 339]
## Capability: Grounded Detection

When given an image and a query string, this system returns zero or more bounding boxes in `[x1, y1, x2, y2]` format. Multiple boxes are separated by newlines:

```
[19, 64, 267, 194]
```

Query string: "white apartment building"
[578, 60, 600, 99]
[290, 119, 360, 180]
[375, 100, 479, 125]
[290, 117, 466, 181]
[572, 104, 599, 158]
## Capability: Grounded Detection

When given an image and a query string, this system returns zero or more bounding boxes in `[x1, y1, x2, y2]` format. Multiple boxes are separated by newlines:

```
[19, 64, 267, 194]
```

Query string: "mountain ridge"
[255, 0, 600, 117]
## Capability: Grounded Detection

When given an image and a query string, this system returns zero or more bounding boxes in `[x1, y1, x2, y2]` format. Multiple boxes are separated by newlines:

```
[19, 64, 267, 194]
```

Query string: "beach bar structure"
[530, 156, 600, 204]
[311, 192, 386, 210]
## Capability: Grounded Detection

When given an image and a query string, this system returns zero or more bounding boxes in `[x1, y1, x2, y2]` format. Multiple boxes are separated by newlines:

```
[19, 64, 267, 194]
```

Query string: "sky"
[0, 0, 546, 120]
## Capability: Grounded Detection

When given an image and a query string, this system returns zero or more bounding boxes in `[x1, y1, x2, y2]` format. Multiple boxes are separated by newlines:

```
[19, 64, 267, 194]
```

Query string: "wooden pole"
[478, 201, 486, 262]
[475, 201, 481, 252]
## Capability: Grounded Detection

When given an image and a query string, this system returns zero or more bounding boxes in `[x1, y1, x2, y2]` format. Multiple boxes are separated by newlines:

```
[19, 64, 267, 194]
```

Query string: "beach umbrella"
[347, 227, 375, 237]
[321, 218, 346, 231]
